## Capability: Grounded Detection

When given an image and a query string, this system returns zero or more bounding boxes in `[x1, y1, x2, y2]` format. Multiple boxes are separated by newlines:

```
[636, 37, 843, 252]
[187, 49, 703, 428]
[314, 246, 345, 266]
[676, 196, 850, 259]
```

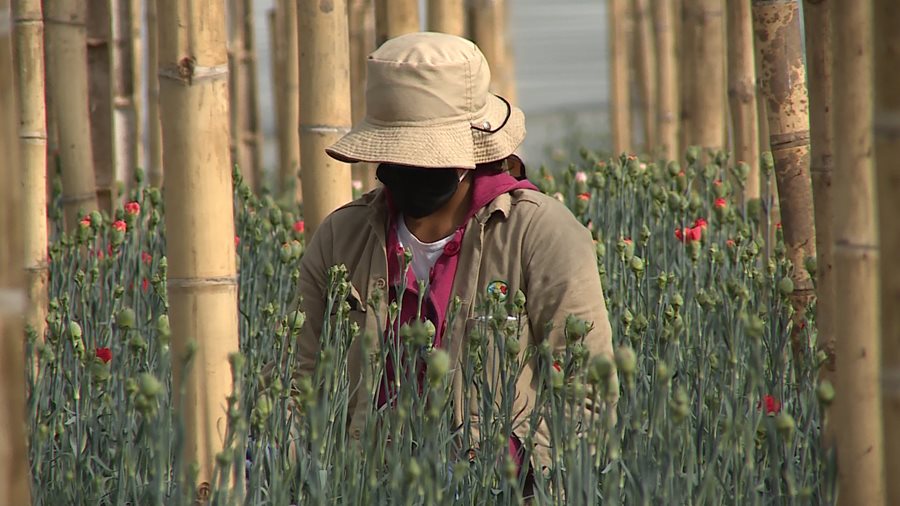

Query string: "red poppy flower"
[113, 220, 127, 232]
[726, 239, 736, 248]
[124, 201, 141, 215]
[141, 278, 149, 292]
[622, 237, 633, 245]
[141, 251, 152, 265]
[552, 361, 562, 372]
[79, 215, 92, 228]
[577, 192, 591, 201]
[235, 235, 240, 247]
[293, 220, 305, 233]
[96, 347, 112, 364]
[758, 394, 782, 415]
[693, 217, 708, 229]
[714, 198, 727, 209]
[776, 222, 782, 230]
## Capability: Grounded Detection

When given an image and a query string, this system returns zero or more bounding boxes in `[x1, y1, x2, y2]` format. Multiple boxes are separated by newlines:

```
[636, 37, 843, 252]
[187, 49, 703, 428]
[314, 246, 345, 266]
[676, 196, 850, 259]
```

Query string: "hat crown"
[365, 32, 492, 125]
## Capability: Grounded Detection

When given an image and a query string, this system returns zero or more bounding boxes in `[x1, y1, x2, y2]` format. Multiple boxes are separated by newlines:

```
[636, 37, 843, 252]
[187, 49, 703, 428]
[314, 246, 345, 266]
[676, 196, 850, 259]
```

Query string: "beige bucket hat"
[326, 32, 526, 169]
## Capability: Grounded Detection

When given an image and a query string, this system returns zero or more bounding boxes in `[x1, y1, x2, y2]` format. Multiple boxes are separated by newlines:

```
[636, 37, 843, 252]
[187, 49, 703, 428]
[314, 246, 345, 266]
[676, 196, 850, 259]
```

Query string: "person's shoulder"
[322, 189, 381, 229]
[508, 188, 577, 223]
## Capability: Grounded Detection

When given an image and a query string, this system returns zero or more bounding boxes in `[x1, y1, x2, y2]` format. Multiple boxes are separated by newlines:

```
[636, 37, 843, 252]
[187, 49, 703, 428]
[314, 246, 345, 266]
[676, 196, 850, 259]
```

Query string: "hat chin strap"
[470, 95, 512, 134]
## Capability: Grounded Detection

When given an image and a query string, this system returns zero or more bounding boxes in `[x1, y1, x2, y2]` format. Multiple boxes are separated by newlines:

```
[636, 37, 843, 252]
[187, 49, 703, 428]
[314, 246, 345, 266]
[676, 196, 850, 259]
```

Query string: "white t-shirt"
[396, 216, 453, 281]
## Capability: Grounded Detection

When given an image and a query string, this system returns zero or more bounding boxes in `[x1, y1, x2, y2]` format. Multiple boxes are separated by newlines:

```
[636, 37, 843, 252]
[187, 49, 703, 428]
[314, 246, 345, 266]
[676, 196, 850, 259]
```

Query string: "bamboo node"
[25, 263, 50, 274]
[0, 289, 27, 315]
[302, 125, 352, 134]
[158, 62, 229, 85]
[43, 16, 86, 28]
[11, 16, 43, 26]
[19, 130, 47, 142]
[167, 276, 238, 290]
[769, 130, 811, 150]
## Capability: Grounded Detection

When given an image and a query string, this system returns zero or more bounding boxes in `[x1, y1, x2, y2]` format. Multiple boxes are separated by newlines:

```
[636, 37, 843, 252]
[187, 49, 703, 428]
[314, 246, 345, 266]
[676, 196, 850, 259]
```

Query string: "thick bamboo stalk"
[832, 1, 885, 504]
[298, 0, 353, 236]
[374, 0, 419, 46]
[349, 0, 376, 191]
[12, 0, 48, 341]
[241, 0, 263, 191]
[752, 0, 816, 359]
[875, 0, 900, 502]
[146, 0, 163, 187]
[469, 0, 516, 103]
[0, 3, 31, 502]
[428, 0, 465, 37]
[129, 0, 142, 172]
[157, 0, 240, 492]
[228, 0, 261, 191]
[86, 0, 116, 214]
[271, 1, 302, 200]
[44, 0, 99, 229]
[653, 0, 678, 161]
[632, 0, 656, 153]
[608, 0, 631, 155]
[803, 0, 836, 382]
[726, 0, 759, 199]
[681, 0, 726, 153]
[269, 8, 285, 192]
[111, 0, 138, 193]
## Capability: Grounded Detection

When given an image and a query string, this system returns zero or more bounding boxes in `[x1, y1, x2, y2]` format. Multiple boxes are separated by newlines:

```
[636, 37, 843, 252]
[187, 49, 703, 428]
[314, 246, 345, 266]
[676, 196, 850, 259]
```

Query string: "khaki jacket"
[296, 187, 618, 470]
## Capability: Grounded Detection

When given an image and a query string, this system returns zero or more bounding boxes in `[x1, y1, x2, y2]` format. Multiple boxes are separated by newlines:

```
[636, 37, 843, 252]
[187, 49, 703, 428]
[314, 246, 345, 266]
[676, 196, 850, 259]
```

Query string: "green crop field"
[27, 150, 835, 505]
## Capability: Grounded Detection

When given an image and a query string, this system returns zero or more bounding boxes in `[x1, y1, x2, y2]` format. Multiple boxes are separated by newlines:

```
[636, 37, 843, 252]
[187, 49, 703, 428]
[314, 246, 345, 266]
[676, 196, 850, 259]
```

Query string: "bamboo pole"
[111, 0, 138, 193]
[12, 0, 48, 341]
[157, 0, 240, 492]
[129, 0, 142, 172]
[681, 0, 726, 154]
[279, 0, 301, 199]
[0, 3, 31, 502]
[726, 0, 759, 200]
[752, 0, 816, 360]
[44, 0, 99, 229]
[374, 0, 419, 46]
[87, 0, 116, 215]
[428, 0, 465, 37]
[632, 0, 656, 153]
[832, 1, 885, 504]
[469, 0, 516, 103]
[875, 0, 900, 502]
[268, 8, 285, 193]
[298, 0, 353, 236]
[653, 0, 678, 161]
[608, 0, 631, 155]
[242, 0, 263, 191]
[803, 0, 836, 383]
[228, 0, 260, 191]
[146, 0, 163, 187]
[349, 0, 376, 191]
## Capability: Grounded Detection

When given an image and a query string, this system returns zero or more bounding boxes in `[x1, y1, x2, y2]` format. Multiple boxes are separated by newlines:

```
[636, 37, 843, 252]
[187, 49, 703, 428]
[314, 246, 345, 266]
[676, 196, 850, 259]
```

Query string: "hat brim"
[325, 94, 526, 169]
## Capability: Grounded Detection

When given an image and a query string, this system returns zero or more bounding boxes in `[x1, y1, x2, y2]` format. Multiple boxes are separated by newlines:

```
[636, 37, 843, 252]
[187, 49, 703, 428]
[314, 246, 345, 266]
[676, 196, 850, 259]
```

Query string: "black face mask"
[377, 164, 462, 218]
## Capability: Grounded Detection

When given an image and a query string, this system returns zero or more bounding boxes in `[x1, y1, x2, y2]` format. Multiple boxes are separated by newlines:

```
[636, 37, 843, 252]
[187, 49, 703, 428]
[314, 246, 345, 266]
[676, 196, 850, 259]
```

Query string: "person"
[295, 32, 617, 481]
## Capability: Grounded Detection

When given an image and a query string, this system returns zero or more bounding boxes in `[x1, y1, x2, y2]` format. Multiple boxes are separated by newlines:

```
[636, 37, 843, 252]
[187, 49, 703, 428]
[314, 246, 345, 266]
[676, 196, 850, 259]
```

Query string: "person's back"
[295, 31, 618, 481]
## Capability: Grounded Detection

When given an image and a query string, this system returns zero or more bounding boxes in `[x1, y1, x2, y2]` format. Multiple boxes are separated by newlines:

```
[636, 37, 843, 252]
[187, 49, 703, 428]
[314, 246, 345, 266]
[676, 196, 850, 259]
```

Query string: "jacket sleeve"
[295, 217, 334, 377]
[521, 199, 619, 468]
